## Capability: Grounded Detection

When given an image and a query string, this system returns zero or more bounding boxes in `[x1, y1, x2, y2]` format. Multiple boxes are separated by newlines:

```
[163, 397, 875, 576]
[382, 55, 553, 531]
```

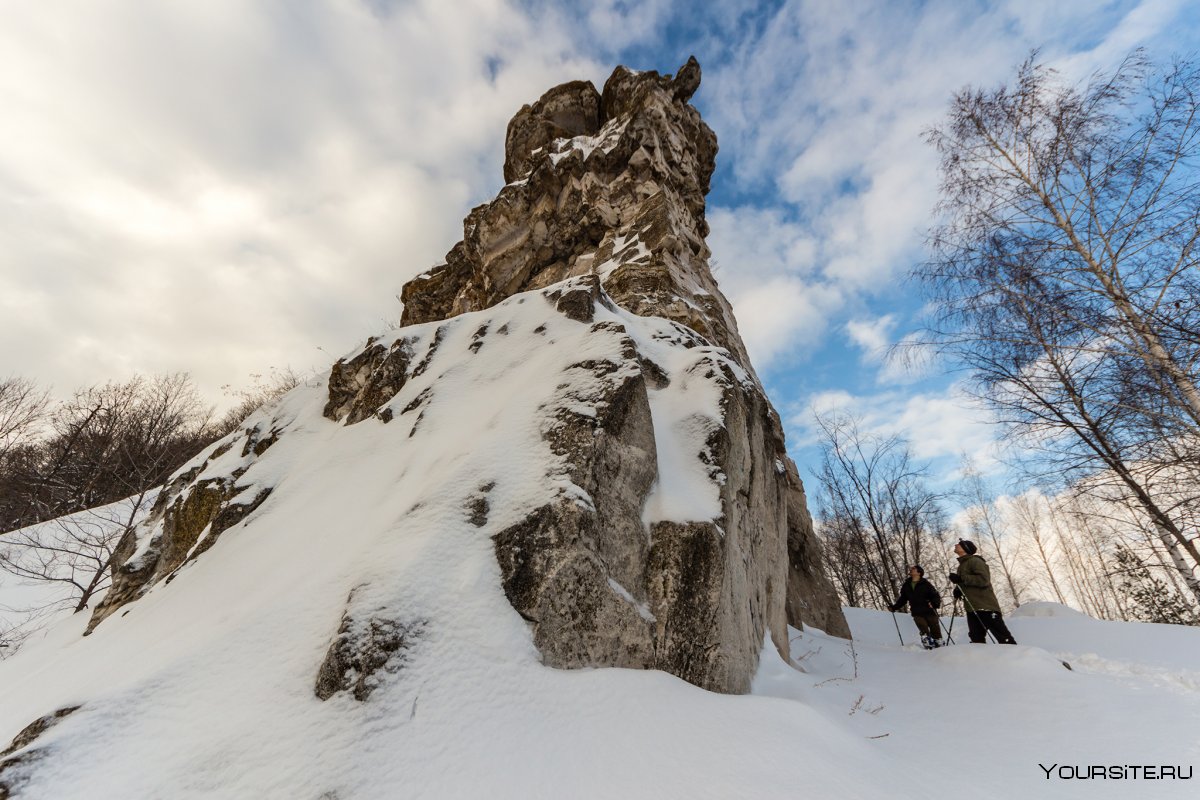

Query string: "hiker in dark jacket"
[889, 565, 943, 648]
[949, 540, 1017, 644]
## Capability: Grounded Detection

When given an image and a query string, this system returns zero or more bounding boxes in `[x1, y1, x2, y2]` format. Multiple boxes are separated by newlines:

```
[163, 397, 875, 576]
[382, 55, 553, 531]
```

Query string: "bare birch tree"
[920, 51, 1200, 603]
[0, 497, 147, 613]
[1007, 492, 1068, 605]
[812, 412, 953, 609]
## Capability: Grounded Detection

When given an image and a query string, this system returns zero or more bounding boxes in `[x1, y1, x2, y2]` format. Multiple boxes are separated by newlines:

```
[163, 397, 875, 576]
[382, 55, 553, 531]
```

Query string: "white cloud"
[1, 0, 1191, 417]
[876, 332, 937, 386]
[580, 0, 675, 51]
[707, 206, 819, 282]
[700, 0, 1188, 374]
[845, 315, 896, 363]
[0, 0, 601, 405]
[707, 205, 840, 367]
[793, 381, 1003, 473]
[730, 277, 843, 368]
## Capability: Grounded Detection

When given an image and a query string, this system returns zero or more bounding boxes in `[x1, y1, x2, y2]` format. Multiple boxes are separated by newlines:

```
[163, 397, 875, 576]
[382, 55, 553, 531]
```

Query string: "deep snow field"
[2, 579, 1196, 799]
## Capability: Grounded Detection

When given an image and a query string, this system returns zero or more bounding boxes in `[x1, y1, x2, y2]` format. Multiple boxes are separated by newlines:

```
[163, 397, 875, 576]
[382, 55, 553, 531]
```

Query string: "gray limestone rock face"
[325, 336, 418, 424]
[504, 80, 602, 184]
[315, 587, 426, 702]
[783, 458, 851, 638]
[87, 419, 279, 634]
[391, 58, 849, 690]
[492, 307, 660, 670]
[494, 500, 656, 671]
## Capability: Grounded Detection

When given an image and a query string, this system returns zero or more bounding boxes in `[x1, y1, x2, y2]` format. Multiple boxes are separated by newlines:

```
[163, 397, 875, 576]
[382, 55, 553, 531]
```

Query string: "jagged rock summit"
[401, 57, 750, 372]
[0, 59, 846, 798]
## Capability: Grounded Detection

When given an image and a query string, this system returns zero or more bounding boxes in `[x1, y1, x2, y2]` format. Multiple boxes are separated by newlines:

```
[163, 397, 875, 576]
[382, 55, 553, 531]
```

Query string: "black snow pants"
[966, 609, 1017, 644]
[913, 612, 942, 641]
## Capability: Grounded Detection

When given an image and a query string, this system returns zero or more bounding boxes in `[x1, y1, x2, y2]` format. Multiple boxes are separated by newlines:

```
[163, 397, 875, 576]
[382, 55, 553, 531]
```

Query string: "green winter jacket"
[955, 554, 1001, 612]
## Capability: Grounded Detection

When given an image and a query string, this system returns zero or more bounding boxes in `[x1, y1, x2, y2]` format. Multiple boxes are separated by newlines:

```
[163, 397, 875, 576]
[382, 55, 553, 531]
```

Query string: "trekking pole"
[888, 607, 905, 646]
[944, 595, 958, 645]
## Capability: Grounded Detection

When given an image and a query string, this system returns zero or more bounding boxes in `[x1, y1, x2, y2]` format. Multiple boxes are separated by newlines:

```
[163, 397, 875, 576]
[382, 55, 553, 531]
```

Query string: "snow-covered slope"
[5, 552, 1198, 800]
[0, 280, 833, 797]
[2, 293, 1196, 798]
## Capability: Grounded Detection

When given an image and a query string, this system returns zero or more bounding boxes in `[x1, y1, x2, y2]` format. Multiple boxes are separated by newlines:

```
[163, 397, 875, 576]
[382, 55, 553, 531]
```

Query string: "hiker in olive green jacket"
[948, 540, 1017, 644]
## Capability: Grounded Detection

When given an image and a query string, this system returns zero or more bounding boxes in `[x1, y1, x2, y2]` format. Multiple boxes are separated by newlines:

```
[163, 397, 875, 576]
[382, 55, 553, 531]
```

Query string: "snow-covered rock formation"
[0, 59, 846, 798]
[85, 57, 845, 697]
[396, 57, 849, 685]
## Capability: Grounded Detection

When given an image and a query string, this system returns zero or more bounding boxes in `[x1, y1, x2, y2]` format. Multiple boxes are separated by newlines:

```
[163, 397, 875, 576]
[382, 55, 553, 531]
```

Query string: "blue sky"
[2, 0, 1197, 498]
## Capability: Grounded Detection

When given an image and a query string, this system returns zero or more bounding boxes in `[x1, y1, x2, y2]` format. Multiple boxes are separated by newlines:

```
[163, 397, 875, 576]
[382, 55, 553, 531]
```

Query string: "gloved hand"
[948, 573, 962, 584]
[953, 587, 963, 600]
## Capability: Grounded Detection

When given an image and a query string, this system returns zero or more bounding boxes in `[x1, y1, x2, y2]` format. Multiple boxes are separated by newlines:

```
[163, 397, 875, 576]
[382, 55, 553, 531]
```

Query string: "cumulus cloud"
[700, 0, 1188, 374]
[876, 332, 937, 386]
[0, 0, 601, 404]
[707, 205, 839, 366]
[845, 315, 896, 363]
[2, 0, 1191, 421]
[730, 277, 843, 368]
[577, 0, 675, 51]
[793, 381, 1004, 473]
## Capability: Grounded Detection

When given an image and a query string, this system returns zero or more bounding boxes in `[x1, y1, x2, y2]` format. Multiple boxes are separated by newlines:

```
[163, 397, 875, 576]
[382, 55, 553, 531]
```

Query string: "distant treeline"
[0, 370, 297, 534]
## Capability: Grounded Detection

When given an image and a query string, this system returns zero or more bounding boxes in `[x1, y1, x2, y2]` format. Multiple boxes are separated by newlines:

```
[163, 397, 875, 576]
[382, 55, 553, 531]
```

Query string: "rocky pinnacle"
[395, 58, 850, 690]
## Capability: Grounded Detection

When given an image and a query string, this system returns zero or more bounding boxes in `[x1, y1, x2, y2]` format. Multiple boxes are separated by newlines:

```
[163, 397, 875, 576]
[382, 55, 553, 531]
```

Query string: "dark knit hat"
[957, 539, 978, 555]
[909, 565, 925, 576]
